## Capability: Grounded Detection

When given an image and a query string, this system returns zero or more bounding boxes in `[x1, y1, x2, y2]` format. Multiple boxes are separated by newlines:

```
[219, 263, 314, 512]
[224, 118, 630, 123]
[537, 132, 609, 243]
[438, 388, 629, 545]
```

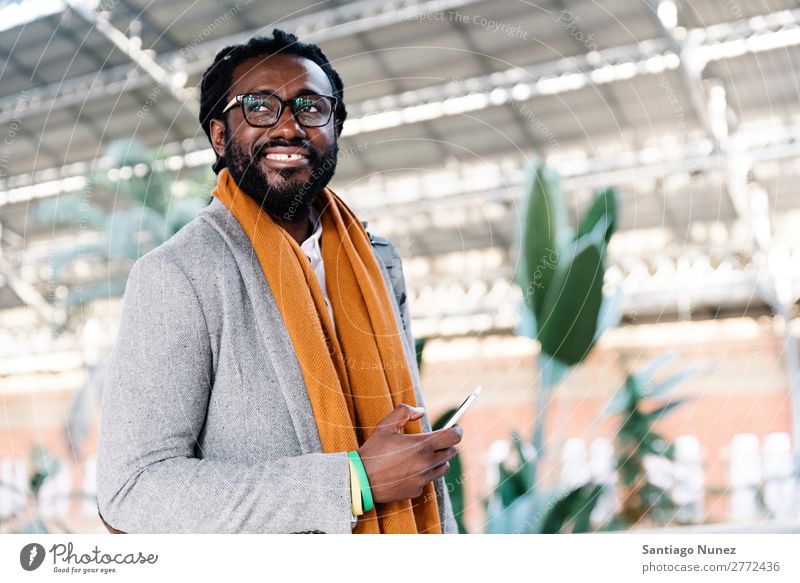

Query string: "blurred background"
[1, 0, 800, 534]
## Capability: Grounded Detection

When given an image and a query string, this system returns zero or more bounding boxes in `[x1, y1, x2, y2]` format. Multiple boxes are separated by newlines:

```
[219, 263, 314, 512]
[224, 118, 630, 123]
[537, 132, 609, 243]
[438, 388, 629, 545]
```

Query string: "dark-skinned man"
[96, 28, 462, 534]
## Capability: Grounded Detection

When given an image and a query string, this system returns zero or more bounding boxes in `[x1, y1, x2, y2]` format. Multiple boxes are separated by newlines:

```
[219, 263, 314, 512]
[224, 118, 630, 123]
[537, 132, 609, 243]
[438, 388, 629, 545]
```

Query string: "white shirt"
[299, 205, 336, 334]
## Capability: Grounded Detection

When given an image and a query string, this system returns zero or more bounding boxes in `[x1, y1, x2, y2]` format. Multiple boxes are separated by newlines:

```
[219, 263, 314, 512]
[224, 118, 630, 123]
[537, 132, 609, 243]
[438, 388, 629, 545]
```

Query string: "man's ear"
[209, 118, 226, 159]
[334, 120, 344, 139]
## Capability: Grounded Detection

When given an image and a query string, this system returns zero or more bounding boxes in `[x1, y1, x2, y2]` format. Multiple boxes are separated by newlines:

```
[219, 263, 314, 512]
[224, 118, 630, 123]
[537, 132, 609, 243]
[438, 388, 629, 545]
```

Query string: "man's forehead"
[230, 53, 332, 95]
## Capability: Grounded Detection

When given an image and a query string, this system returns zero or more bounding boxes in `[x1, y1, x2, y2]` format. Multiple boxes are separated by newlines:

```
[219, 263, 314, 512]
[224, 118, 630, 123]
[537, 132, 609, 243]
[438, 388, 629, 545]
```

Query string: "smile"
[264, 153, 307, 161]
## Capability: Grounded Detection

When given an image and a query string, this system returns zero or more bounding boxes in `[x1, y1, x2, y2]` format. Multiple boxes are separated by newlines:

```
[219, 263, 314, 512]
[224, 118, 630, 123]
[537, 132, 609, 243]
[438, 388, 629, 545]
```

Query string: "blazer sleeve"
[390, 247, 461, 535]
[96, 251, 354, 534]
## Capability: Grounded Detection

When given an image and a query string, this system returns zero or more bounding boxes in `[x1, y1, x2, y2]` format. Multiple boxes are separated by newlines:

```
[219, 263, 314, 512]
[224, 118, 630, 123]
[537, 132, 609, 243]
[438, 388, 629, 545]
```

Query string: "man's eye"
[295, 99, 319, 113]
[245, 97, 276, 113]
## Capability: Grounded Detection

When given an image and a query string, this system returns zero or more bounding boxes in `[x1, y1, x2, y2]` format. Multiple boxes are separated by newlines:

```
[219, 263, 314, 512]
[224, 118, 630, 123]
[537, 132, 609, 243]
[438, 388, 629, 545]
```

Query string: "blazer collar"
[198, 197, 324, 454]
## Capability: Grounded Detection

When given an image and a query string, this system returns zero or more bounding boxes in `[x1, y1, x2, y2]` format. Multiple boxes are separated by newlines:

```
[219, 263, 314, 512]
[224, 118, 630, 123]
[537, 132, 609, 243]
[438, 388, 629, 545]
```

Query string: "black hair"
[199, 28, 347, 173]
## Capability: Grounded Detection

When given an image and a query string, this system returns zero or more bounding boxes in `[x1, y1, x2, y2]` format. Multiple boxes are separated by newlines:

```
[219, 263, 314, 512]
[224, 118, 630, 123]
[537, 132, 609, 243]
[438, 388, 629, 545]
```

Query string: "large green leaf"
[497, 462, 529, 506]
[107, 207, 168, 260]
[516, 303, 537, 340]
[485, 490, 537, 534]
[32, 194, 107, 230]
[602, 393, 628, 417]
[645, 365, 711, 400]
[50, 242, 107, 283]
[632, 350, 677, 388]
[414, 338, 427, 373]
[576, 186, 618, 243]
[646, 399, 689, 422]
[595, 284, 624, 342]
[64, 280, 127, 310]
[518, 161, 567, 319]
[510, 430, 535, 493]
[572, 484, 604, 533]
[165, 197, 208, 237]
[540, 483, 603, 534]
[618, 409, 651, 446]
[29, 447, 58, 497]
[603, 372, 649, 416]
[537, 218, 608, 365]
[604, 357, 707, 415]
[104, 139, 153, 168]
[538, 352, 571, 391]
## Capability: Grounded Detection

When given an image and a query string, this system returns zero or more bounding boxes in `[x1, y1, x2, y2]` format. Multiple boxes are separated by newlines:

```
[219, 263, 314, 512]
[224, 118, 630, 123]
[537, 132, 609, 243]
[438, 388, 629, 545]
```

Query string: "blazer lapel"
[199, 198, 324, 455]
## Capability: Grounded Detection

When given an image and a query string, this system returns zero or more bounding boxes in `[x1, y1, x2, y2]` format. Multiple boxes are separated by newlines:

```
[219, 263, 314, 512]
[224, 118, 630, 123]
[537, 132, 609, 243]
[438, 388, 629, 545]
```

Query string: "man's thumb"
[377, 404, 426, 431]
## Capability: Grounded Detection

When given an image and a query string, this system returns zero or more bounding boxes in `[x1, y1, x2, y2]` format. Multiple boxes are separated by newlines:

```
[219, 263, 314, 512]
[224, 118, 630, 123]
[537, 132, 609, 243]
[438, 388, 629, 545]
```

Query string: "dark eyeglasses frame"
[221, 92, 338, 128]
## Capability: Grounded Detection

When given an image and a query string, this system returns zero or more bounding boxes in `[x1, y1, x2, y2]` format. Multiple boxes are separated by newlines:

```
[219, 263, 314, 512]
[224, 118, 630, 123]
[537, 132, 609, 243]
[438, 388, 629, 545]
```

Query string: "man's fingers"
[432, 446, 458, 467]
[424, 460, 451, 482]
[375, 403, 426, 433]
[418, 424, 463, 450]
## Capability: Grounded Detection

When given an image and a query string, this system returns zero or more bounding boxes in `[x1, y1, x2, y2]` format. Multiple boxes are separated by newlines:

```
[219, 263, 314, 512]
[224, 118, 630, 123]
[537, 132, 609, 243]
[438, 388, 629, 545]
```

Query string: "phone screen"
[442, 386, 481, 429]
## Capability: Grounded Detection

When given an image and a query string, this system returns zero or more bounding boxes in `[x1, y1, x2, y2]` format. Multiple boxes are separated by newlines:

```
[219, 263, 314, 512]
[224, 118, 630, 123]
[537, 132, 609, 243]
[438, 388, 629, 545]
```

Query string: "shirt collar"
[300, 205, 323, 256]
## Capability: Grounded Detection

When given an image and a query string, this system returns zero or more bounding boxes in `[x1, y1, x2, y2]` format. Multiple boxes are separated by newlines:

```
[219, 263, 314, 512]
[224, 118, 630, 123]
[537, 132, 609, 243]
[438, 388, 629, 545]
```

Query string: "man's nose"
[267, 104, 307, 141]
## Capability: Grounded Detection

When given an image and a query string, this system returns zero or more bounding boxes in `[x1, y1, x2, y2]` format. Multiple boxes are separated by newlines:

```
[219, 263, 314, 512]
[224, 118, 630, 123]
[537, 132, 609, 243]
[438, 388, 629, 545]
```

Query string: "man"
[96, 29, 462, 534]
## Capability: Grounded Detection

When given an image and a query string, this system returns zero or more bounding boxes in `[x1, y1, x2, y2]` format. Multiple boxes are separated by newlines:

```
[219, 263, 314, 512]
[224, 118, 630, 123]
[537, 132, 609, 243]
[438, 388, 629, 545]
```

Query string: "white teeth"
[265, 153, 306, 161]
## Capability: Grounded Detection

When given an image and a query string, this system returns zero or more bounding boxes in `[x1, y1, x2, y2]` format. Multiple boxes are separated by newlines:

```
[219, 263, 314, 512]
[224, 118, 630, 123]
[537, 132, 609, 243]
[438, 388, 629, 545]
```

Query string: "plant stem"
[531, 354, 558, 487]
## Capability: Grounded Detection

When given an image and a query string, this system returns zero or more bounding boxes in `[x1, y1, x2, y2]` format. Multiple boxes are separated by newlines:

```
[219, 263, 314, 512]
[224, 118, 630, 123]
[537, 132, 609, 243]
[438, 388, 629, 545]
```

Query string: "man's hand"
[356, 403, 463, 504]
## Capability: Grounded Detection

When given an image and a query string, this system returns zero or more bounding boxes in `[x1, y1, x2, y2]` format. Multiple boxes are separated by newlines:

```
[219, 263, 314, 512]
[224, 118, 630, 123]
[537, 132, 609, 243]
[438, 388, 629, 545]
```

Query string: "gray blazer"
[96, 197, 459, 534]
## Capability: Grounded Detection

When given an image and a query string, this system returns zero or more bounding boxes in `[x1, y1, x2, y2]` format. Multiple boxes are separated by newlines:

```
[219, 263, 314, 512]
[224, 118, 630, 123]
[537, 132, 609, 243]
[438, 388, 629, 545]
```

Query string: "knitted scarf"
[212, 168, 441, 533]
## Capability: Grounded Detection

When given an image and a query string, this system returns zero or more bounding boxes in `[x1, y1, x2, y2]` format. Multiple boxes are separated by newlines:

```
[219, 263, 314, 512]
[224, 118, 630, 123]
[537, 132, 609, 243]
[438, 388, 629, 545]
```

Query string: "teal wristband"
[347, 450, 374, 512]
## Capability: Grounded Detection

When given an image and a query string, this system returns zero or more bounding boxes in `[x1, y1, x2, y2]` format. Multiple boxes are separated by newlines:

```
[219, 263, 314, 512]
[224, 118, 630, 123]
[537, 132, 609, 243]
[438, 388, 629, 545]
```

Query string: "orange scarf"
[212, 168, 441, 534]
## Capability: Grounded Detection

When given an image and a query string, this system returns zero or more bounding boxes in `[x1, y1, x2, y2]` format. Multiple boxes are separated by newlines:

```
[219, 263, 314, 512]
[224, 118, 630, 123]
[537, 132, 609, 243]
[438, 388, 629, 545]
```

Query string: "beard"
[223, 124, 339, 223]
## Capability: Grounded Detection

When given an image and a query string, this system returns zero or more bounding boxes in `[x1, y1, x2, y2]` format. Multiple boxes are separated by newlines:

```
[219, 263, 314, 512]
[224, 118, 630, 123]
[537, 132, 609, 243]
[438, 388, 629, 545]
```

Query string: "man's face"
[212, 53, 340, 222]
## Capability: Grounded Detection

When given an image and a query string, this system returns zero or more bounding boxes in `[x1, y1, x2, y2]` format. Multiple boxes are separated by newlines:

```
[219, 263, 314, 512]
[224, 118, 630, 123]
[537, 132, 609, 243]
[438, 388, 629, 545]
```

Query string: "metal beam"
[5, 5, 800, 132]
[114, 0, 184, 52]
[0, 45, 92, 164]
[65, 0, 199, 118]
[339, 22, 413, 178]
[174, 0, 489, 61]
[0, 0, 487, 125]
[56, 14, 179, 132]
[449, 16, 541, 152]
[4, 7, 800, 197]
[0, 256, 58, 323]
[642, 0, 717, 145]
[552, 0, 633, 138]
[7, 113, 800, 208]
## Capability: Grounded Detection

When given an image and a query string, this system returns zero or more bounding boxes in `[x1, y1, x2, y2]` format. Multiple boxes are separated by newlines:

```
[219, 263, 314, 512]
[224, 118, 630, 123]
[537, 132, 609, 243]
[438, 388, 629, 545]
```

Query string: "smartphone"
[441, 386, 482, 429]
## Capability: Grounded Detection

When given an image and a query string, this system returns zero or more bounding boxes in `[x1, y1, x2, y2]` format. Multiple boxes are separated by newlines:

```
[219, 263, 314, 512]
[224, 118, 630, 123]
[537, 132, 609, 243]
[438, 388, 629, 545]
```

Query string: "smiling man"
[96, 29, 461, 534]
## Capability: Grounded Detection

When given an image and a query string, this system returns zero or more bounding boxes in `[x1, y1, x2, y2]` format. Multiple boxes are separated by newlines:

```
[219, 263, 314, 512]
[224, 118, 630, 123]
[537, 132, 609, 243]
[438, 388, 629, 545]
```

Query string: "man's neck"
[273, 214, 313, 246]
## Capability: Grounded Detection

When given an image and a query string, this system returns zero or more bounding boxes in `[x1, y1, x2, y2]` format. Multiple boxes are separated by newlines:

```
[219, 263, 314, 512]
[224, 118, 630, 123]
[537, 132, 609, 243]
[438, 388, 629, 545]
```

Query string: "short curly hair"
[199, 28, 347, 173]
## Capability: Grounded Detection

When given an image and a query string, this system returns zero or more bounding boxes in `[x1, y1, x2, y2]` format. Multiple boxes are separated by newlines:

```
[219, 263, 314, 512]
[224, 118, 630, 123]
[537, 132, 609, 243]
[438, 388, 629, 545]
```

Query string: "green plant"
[32, 139, 212, 327]
[603, 351, 708, 527]
[1, 141, 214, 533]
[432, 408, 467, 533]
[482, 432, 607, 533]
[516, 161, 620, 471]
[0, 446, 93, 534]
[415, 338, 426, 372]
[415, 337, 469, 533]
[484, 160, 620, 533]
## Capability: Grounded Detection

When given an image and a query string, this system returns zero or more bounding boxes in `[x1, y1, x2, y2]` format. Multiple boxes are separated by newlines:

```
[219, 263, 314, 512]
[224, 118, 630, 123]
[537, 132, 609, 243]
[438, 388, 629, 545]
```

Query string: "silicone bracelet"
[348, 458, 363, 516]
[347, 450, 374, 512]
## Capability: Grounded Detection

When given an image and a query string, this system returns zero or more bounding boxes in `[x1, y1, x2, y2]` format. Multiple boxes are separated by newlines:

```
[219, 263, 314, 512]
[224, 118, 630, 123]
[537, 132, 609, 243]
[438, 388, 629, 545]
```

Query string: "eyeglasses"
[221, 92, 338, 128]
